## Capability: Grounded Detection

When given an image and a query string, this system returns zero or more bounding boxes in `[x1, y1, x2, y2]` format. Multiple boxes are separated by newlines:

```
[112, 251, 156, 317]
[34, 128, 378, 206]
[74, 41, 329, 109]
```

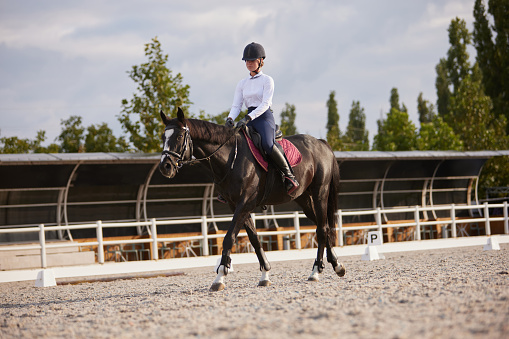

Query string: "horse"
[159, 108, 346, 291]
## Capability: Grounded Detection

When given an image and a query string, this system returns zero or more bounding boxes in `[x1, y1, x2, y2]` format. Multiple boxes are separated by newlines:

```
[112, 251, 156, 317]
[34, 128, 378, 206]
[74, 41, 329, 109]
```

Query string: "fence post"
[504, 201, 508, 235]
[484, 202, 491, 236]
[338, 209, 344, 247]
[414, 206, 421, 241]
[39, 224, 47, 268]
[376, 208, 383, 243]
[96, 220, 104, 264]
[201, 216, 209, 256]
[293, 211, 301, 249]
[151, 218, 159, 260]
[450, 204, 457, 238]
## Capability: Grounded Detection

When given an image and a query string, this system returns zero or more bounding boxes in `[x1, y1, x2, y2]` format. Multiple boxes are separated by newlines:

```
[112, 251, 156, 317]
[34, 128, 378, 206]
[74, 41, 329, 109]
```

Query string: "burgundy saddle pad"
[242, 130, 302, 172]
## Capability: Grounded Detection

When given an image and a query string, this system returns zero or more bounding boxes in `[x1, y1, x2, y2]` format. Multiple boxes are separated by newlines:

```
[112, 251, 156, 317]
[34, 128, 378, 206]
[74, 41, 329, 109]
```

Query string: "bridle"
[161, 126, 192, 170]
[161, 125, 239, 177]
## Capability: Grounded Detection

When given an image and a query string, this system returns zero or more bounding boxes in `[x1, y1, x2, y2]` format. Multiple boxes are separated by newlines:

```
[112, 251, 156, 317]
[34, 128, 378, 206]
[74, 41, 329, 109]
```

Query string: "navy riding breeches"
[247, 107, 276, 155]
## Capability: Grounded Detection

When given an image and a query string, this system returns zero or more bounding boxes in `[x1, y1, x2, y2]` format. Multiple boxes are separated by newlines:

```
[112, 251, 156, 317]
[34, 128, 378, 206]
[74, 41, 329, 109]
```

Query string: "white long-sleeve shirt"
[228, 71, 274, 121]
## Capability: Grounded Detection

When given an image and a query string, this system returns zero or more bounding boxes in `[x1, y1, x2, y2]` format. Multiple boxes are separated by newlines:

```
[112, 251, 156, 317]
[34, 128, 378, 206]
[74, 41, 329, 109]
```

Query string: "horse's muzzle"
[159, 154, 177, 178]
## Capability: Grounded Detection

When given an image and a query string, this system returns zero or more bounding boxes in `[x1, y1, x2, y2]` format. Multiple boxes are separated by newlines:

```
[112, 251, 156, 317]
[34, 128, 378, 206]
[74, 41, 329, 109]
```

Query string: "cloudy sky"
[0, 0, 476, 147]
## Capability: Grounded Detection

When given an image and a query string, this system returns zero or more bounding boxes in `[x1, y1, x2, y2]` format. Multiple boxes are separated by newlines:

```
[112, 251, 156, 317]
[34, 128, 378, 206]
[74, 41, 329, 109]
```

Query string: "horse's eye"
[177, 134, 183, 140]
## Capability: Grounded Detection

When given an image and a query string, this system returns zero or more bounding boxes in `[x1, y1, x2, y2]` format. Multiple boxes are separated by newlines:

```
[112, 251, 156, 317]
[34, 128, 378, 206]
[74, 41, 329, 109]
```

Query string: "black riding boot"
[269, 143, 299, 194]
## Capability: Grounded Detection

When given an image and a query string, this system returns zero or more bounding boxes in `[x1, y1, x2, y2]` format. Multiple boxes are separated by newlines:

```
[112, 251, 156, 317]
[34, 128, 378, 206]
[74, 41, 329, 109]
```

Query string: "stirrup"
[285, 177, 299, 194]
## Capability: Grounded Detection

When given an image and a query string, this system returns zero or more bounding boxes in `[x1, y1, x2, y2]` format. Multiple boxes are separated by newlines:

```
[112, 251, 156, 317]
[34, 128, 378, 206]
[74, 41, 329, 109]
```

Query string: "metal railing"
[0, 202, 507, 269]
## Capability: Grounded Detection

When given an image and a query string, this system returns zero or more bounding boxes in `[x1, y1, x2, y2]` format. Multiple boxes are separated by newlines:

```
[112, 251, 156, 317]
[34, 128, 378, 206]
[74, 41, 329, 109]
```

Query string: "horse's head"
[159, 107, 193, 178]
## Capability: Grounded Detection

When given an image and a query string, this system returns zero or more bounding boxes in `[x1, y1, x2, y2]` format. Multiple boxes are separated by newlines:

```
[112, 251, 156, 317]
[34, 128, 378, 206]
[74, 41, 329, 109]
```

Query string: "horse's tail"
[327, 155, 340, 244]
[318, 139, 340, 243]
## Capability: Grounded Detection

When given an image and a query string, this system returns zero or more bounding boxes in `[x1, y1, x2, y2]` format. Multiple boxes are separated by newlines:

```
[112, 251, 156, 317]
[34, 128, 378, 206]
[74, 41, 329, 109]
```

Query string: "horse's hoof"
[258, 280, 271, 287]
[335, 263, 346, 277]
[307, 275, 319, 282]
[210, 282, 225, 291]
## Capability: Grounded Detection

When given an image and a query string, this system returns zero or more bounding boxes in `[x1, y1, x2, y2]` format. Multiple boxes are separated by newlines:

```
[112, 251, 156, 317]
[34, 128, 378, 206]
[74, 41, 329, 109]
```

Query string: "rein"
[164, 126, 239, 183]
[185, 129, 238, 166]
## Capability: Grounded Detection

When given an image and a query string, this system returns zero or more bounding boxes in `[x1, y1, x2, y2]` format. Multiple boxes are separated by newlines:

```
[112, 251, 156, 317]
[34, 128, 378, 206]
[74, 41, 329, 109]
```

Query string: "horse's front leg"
[243, 216, 271, 286]
[210, 213, 245, 292]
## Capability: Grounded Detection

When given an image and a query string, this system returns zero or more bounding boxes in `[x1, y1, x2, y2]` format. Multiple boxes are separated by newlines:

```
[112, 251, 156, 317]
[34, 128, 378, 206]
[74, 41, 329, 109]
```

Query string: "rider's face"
[245, 59, 260, 73]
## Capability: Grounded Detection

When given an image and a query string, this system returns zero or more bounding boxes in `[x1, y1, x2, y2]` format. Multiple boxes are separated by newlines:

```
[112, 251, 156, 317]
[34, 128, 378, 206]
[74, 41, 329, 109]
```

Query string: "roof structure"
[1, 150, 507, 243]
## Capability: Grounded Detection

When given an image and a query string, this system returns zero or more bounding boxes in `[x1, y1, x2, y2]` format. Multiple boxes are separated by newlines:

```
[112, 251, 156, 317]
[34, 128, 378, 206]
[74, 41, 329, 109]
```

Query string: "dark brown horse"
[159, 108, 346, 291]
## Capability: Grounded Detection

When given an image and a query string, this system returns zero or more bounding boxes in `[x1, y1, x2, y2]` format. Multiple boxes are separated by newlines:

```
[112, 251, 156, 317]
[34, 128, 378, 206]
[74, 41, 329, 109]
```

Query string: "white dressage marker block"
[483, 237, 500, 251]
[362, 231, 385, 261]
[362, 245, 385, 261]
[35, 269, 57, 287]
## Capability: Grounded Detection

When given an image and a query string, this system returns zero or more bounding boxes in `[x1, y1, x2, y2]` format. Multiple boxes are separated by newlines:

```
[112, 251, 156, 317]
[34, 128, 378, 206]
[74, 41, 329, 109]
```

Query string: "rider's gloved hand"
[225, 117, 235, 129]
[235, 115, 251, 129]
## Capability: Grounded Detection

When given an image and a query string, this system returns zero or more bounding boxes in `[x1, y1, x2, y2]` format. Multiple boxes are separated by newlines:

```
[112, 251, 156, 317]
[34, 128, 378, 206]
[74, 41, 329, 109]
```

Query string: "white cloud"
[0, 0, 477, 145]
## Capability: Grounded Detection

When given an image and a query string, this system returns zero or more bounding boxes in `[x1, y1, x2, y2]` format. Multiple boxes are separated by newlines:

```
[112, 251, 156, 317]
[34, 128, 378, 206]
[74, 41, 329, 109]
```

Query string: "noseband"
[161, 126, 192, 171]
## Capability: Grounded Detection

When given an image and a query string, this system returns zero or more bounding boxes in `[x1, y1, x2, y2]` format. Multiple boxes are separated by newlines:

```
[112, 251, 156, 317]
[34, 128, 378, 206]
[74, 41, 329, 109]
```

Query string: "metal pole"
[201, 216, 209, 256]
[96, 220, 104, 264]
[151, 218, 159, 260]
[484, 202, 491, 236]
[414, 206, 421, 241]
[293, 211, 301, 249]
[338, 209, 344, 247]
[451, 204, 457, 238]
[39, 224, 47, 268]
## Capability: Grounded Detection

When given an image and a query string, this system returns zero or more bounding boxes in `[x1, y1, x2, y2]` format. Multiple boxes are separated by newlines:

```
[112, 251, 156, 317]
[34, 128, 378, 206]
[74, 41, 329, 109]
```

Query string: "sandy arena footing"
[1, 244, 508, 338]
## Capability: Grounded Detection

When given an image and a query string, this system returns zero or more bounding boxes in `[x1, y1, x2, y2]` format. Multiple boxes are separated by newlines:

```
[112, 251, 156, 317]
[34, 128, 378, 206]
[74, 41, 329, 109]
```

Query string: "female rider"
[225, 42, 299, 195]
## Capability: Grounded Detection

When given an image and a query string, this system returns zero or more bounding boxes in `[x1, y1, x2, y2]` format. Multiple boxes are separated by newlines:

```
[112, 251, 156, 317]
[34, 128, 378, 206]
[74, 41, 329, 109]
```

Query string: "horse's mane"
[186, 119, 234, 144]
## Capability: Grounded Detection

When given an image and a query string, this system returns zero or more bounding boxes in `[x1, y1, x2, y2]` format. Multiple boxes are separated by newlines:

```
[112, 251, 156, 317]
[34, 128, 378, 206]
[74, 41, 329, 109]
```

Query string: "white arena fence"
[0, 202, 508, 270]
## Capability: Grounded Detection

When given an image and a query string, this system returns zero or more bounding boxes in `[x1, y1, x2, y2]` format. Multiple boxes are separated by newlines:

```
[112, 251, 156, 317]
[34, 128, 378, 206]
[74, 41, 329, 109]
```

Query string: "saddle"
[243, 126, 302, 172]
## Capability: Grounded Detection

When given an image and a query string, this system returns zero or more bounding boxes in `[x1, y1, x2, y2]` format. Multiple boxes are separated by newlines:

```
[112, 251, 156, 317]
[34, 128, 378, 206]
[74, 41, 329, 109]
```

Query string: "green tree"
[0, 130, 47, 154]
[57, 116, 84, 153]
[85, 123, 130, 152]
[473, 0, 509, 132]
[417, 92, 435, 125]
[280, 103, 298, 136]
[373, 88, 417, 151]
[448, 73, 508, 151]
[417, 116, 463, 150]
[325, 90, 342, 150]
[342, 101, 369, 151]
[436, 18, 472, 118]
[118, 37, 192, 153]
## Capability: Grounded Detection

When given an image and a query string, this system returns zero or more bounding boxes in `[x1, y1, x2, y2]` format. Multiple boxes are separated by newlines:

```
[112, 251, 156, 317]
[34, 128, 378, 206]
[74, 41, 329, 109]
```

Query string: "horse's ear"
[177, 107, 186, 125]
[160, 110, 169, 125]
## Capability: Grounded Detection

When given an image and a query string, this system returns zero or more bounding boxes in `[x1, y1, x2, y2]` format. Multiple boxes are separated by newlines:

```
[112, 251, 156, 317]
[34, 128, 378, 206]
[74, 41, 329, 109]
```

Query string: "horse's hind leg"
[244, 216, 272, 286]
[326, 237, 346, 277]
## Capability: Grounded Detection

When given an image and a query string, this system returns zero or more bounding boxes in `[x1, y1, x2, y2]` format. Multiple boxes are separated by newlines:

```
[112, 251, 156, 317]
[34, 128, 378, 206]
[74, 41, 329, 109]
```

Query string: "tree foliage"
[342, 101, 369, 151]
[435, 18, 472, 118]
[280, 103, 298, 136]
[325, 90, 342, 150]
[85, 123, 129, 152]
[0, 130, 57, 154]
[373, 88, 417, 151]
[417, 92, 435, 125]
[58, 116, 85, 153]
[118, 37, 192, 153]
[473, 0, 509, 132]
[435, 10, 509, 194]
[417, 116, 463, 151]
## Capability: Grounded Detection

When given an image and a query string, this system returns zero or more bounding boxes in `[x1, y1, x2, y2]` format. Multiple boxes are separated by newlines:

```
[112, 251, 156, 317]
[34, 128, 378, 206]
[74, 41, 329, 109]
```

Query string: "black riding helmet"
[242, 42, 266, 61]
